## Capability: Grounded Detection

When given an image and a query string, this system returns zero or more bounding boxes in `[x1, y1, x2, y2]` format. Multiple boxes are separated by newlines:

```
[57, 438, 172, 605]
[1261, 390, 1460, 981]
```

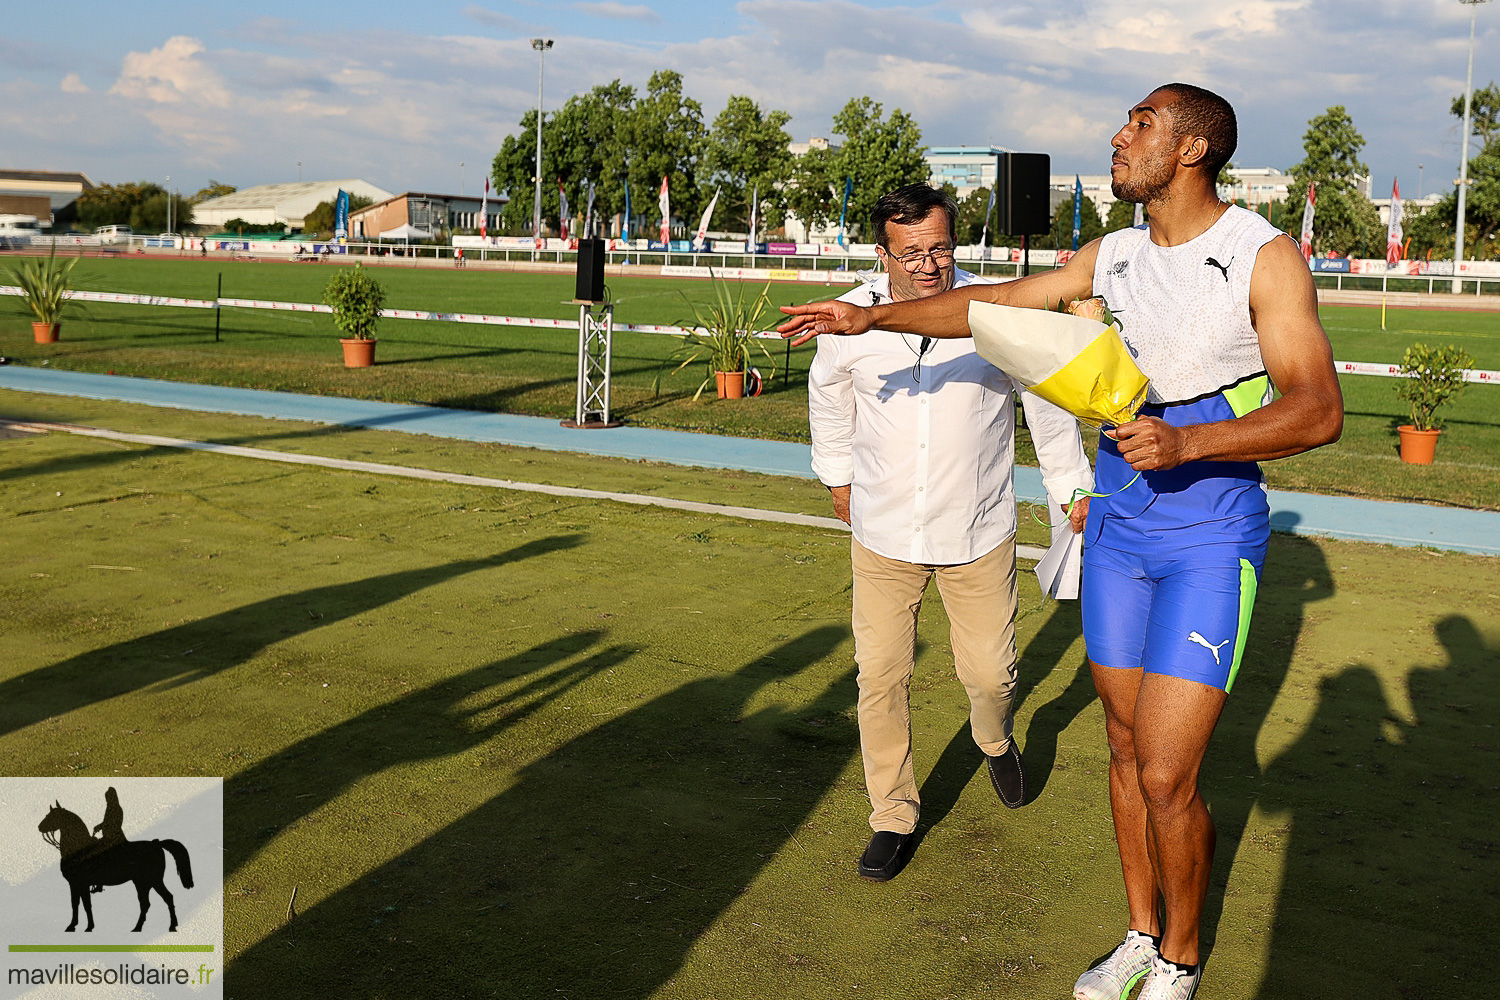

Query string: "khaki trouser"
[851, 535, 1019, 834]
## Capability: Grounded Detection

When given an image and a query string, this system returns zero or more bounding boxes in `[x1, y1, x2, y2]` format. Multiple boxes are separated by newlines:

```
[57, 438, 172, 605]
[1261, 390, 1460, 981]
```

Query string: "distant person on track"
[807, 183, 1092, 883]
[779, 84, 1343, 1000]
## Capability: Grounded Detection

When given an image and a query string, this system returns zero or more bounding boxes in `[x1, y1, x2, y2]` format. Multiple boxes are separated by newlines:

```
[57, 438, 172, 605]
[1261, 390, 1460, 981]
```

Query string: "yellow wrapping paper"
[968, 300, 1149, 427]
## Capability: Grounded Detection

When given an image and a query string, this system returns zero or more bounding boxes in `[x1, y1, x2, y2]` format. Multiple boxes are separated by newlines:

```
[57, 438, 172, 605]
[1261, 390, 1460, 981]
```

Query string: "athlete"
[777, 84, 1343, 1000]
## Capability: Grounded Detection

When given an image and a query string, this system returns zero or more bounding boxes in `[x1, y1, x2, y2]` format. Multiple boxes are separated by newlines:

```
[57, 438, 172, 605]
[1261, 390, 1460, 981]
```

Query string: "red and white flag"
[1387, 178, 1404, 266]
[693, 186, 720, 250]
[658, 176, 671, 244]
[480, 178, 489, 240]
[558, 181, 570, 241]
[1299, 182, 1316, 262]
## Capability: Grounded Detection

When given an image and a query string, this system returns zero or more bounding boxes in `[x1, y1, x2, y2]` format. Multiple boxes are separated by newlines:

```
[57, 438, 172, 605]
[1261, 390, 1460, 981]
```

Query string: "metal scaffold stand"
[561, 300, 621, 429]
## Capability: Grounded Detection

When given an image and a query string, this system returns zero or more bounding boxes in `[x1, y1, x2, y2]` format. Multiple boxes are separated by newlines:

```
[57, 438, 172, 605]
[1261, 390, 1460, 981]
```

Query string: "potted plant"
[322, 264, 387, 367]
[660, 273, 777, 400]
[6, 243, 79, 343]
[1394, 342, 1474, 464]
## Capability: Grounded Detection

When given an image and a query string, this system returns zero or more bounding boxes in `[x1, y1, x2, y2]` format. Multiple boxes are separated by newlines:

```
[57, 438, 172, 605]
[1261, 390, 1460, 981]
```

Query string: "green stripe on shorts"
[1225, 557, 1259, 693]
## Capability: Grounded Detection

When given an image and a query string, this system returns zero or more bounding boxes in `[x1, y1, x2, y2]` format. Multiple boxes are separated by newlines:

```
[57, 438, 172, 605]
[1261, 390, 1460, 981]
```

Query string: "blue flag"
[1072, 175, 1082, 251]
[335, 189, 349, 242]
[837, 177, 853, 248]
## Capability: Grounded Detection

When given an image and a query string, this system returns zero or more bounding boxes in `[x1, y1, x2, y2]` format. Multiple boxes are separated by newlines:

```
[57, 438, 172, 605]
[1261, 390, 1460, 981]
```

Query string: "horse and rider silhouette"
[37, 788, 194, 933]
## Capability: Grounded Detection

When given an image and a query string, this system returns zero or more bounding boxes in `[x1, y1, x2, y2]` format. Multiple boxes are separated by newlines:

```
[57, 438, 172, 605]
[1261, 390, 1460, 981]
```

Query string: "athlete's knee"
[1135, 757, 1200, 814]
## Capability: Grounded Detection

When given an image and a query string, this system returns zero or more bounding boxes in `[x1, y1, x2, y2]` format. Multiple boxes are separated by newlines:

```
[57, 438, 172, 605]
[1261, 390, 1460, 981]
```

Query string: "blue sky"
[3, 1, 1495, 202]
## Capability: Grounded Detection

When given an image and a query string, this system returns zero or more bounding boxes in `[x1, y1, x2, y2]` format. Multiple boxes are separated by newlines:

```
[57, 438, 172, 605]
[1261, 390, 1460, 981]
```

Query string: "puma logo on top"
[1204, 256, 1233, 281]
[1187, 631, 1231, 664]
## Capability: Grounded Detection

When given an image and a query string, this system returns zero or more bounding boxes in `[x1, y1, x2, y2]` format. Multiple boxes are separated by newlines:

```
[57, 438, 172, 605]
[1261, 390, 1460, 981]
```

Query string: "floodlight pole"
[165, 175, 172, 237]
[531, 38, 554, 245]
[1454, 0, 1487, 292]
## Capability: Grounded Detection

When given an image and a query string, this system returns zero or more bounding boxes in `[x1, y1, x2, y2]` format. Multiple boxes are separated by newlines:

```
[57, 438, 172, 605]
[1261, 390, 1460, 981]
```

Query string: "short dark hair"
[871, 184, 958, 248]
[1157, 83, 1237, 177]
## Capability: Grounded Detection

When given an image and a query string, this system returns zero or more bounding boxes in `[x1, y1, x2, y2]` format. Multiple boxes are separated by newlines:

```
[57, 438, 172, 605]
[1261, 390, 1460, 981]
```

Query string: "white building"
[194, 180, 393, 230]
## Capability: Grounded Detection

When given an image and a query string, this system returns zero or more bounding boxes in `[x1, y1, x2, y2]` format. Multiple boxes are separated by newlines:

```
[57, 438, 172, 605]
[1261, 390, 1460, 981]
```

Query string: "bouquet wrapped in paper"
[968, 298, 1149, 428]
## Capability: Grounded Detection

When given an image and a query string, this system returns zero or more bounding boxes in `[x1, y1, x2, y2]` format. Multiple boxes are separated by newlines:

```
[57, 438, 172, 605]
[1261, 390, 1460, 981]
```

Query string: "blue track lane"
[2, 366, 1497, 556]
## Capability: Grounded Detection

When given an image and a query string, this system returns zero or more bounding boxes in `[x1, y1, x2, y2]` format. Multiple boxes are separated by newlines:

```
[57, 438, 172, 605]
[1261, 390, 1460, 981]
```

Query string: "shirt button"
[914, 526, 922, 532]
[920, 443, 927, 448]
[917, 486, 924, 491]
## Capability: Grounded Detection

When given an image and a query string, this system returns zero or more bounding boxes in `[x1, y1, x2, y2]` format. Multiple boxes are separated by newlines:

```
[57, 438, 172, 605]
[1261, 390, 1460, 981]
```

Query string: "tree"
[1105, 198, 1139, 234]
[75, 182, 193, 232]
[1280, 106, 1382, 257]
[1451, 82, 1500, 150]
[617, 70, 707, 237]
[546, 80, 637, 231]
[1040, 194, 1107, 250]
[701, 95, 794, 233]
[954, 186, 993, 244]
[783, 142, 840, 235]
[301, 195, 374, 237]
[828, 97, 928, 240]
[192, 181, 236, 203]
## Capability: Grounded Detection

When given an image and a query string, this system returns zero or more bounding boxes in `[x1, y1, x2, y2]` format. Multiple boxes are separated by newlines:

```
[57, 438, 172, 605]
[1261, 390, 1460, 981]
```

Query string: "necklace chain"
[1169, 200, 1226, 247]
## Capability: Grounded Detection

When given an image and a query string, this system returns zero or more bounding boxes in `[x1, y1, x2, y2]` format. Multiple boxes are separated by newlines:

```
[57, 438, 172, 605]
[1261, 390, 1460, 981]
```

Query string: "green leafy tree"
[828, 97, 928, 240]
[1451, 82, 1500, 149]
[1040, 194, 1107, 250]
[192, 181, 237, 202]
[76, 182, 192, 231]
[617, 70, 707, 238]
[301, 195, 374, 237]
[953, 186, 994, 244]
[701, 95, 794, 233]
[1279, 106, 1383, 257]
[783, 143, 839, 235]
[1105, 197, 1139, 234]
[546, 80, 637, 231]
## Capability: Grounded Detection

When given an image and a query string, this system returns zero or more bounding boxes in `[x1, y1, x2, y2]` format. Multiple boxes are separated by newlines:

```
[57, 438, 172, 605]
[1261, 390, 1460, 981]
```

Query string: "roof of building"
[0, 170, 96, 188]
[196, 180, 393, 214]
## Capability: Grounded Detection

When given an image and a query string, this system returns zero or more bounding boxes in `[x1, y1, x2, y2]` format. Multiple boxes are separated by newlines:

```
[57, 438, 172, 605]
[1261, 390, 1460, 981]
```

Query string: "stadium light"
[460, 161, 465, 197]
[165, 175, 172, 236]
[531, 38, 554, 242]
[1454, 0, 1488, 291]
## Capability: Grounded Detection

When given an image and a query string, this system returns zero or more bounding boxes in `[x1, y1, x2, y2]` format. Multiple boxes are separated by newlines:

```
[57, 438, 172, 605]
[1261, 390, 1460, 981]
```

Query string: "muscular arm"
[778, 241, 1102, 344]
[1110, 235, 1344, 469]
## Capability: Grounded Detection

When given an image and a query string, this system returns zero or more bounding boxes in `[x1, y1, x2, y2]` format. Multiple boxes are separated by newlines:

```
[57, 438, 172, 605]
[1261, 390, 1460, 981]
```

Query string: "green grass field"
[2, 394, 1496, 999]
[2, 254, 1498, 507]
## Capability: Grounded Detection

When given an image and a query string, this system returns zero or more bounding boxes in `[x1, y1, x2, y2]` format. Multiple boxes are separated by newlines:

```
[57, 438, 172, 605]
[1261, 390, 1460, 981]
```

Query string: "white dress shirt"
[808, 270, 1093, 565]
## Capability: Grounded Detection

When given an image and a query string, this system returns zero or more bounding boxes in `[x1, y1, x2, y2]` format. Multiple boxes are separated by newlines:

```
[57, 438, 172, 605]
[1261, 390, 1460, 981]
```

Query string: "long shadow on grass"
[0, 535, 583, 739]
[1255, 616, 1500, 998]
[227, 626, 856, 999]
[225, 630, 633, 879]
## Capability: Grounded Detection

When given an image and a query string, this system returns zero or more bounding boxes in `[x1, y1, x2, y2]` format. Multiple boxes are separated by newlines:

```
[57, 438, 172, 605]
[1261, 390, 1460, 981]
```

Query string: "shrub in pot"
[323, 264, 387, 367]
[1394, 342, 1474, 464]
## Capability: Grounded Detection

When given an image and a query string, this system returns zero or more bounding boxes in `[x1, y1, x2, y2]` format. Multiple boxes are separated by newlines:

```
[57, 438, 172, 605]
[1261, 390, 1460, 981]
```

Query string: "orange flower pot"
[715, 370, 744, 399]
[340, 338, 377, 368]
[1397, 425, 1440, 465]
[32, 322, 60, 344]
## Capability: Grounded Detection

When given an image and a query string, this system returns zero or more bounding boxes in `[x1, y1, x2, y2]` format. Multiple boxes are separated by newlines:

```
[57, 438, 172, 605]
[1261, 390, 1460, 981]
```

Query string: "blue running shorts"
[1081, 542, 1262, 692]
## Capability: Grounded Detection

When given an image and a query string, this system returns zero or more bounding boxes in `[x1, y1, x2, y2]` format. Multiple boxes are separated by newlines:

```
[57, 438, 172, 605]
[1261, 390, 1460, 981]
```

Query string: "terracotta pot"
[1398, 424, 1440, 465]
[32, 322, 60, 344]
[340, 338, 377, 368]
[715, 370, 745, 399]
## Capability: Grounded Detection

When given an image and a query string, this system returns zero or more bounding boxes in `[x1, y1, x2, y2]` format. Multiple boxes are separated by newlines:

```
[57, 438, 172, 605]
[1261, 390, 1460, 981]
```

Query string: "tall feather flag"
[694, 186, 720, 250]
[557, 180, 570, 240]
[658, 176, 671, 244]
[1299, 182, 1316, 262]
[748, 185, 759, 246]
[1133, 202, 1144, 228]
[980, 185, 996, 248]
[584, 181, 596, 239]
[1387, 178, 1404, 266]
[480, 178, 489, 240]
[623, 178, 632, 241]
[837, 177, 853, 248]
[1072, 175, 1083, 251]
[334, 189, 349, 242]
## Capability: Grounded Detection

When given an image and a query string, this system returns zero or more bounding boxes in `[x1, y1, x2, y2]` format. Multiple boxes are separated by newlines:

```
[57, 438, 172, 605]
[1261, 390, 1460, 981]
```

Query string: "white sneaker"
[1074, 931, 1158, 1000]
[1136, 954, 1202, 1000]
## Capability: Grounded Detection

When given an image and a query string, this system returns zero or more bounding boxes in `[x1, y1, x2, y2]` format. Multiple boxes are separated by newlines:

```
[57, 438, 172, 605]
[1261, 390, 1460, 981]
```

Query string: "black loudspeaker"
[576, 238, 606, 301]
[995, 152, 1052, 235]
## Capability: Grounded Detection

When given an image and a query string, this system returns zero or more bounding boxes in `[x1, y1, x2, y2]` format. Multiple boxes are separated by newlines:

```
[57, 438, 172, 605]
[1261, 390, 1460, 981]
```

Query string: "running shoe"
[1073, 931, 1157, 1000]
[1136, 955, 1201, 1000]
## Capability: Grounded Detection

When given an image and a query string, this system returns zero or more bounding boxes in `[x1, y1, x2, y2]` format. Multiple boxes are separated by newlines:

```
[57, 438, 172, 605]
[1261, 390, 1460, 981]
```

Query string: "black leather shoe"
[857, 830, 914, 882]
[987, 742, 1026, 808]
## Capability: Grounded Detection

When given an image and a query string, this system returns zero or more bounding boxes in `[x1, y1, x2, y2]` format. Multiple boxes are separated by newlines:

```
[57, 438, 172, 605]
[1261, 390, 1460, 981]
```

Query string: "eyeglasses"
[884, 246, 955, 271]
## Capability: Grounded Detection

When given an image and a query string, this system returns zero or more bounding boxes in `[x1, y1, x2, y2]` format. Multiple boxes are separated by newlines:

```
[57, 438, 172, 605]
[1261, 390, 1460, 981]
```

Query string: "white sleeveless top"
[1092, 205, 1285, 405]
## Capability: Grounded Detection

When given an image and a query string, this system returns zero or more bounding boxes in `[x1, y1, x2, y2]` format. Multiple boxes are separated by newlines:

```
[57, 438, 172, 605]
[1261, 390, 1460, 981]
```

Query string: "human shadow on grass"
[227, 626, 857, 1000]
[226, 630, 633, 879]
[1255, 616, 1499, 999]
[0, 534, 583, 740]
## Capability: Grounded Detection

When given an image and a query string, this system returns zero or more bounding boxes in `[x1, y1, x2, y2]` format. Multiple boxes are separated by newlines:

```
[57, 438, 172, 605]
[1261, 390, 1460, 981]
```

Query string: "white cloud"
[573, 2, 661, 22]
[109, 36, 230, 107]
[60, 72, 88, 94]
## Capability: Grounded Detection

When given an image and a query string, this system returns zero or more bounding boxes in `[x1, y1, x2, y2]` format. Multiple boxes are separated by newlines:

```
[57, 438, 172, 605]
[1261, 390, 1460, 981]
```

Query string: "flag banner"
[1387, 178, 1404, 266]
[623, 179, 632, 241]
[1072, 175, 1083, 251]
[334, 190, 349, 242]
[480, 179, 490, 240]
[585, 181, 596, 239]
[980, 185, 996, 247]
[748, 186, 759, 246]
[1133, 202, 1144, 228]
[693, 186, 720, 250]
[837, 177, 853, 248]
[558, 181, 570, 241]
[968, 300, 1149, 428]
[658, 176, 671, 244]
[1299, 182, 1316, 262]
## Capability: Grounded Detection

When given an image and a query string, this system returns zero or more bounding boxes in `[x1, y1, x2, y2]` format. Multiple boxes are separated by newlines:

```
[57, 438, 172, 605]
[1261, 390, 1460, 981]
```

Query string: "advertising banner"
[766, 243, 797, 255]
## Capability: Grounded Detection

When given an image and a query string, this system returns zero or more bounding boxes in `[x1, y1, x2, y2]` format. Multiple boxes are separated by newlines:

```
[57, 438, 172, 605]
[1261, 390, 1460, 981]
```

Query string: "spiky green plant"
[6, 243, 79, 325]
[658, 272, 778, 400]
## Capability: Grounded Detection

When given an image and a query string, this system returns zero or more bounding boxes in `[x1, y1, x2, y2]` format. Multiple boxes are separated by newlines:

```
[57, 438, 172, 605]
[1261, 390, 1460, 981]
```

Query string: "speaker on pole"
[995, 152, 1052, 236]
[576, 237, 606, 302]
